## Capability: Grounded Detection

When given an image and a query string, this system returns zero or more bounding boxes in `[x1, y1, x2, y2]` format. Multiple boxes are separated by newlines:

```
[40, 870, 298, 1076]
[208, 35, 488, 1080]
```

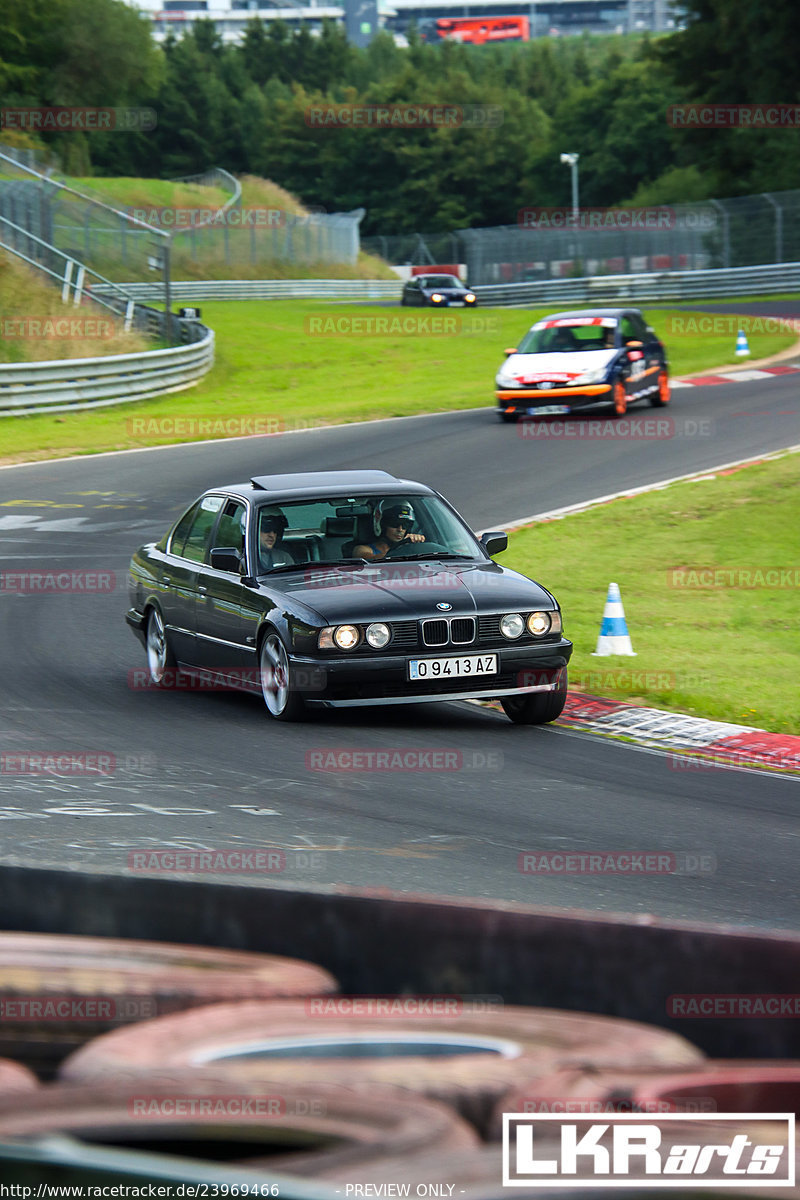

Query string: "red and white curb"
[558, 692, 800, 775]
[673, 364, 800, 388]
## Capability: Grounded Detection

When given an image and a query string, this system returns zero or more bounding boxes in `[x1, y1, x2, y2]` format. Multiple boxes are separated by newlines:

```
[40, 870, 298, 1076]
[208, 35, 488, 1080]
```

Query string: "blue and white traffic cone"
[735, 329, 750, 357]
[592, 582, 637, 656]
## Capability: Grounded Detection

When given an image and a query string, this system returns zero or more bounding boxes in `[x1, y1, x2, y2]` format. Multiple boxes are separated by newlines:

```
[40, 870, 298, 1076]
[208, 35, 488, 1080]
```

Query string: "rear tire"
[649, 369, 671, 407]
[612, 379, 628, 417]
[501, 669, 567, 725]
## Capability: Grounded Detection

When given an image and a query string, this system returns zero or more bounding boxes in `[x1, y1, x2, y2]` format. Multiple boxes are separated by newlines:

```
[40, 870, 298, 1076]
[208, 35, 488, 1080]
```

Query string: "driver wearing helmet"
[353, 501, 426, 561]
[258, 509, 294, 570]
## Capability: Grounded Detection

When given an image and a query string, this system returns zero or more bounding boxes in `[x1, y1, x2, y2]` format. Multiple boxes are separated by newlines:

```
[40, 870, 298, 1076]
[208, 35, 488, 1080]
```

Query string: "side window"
[169, 502, 201, 557]
[212, 500, 246, 557]
[620, 317, 638, 343]
[629, 313, 648, 340]
[182, 495, 224, 564]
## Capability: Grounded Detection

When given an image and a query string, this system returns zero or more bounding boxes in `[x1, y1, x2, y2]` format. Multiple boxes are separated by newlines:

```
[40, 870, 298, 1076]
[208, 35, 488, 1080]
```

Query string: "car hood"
[423, 286, 468, 295]
[500, 349, 616, 382]
[266, 560, 555, 622]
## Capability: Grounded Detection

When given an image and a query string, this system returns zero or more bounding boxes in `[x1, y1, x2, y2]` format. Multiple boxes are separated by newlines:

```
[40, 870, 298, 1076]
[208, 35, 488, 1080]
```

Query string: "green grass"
[495, 451, 800, 734]
[1, 301, 796, 463]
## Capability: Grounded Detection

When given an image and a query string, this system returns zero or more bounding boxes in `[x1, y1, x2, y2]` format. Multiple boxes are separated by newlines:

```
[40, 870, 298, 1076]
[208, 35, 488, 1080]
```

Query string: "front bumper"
[292, 639, 572, 707]
[429, 297, 477, 307]
[126, 607, 147, 647]
[496, 384, 612, 416]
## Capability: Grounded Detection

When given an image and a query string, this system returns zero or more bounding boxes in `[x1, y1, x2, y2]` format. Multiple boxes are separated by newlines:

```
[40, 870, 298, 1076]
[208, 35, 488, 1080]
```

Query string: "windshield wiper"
[262, 557, 368, 575]
[389, 552, 476, 562]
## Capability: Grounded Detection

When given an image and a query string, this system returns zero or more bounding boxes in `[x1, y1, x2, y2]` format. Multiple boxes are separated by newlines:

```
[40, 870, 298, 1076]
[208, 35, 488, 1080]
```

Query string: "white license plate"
[528, 404, 570, 415]
[449, 300, 466, 306]
[409, 654, 498, 681]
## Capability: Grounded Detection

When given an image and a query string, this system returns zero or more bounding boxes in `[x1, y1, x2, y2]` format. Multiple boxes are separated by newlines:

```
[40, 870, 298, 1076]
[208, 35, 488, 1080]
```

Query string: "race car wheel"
[612, 379, 628, 417]
[259, 631, 306, 721]
[145, 606, 175, 687]
[649, 369, 671, 407]
[499, 412, 519, 424]
[501, 668, 567, 726]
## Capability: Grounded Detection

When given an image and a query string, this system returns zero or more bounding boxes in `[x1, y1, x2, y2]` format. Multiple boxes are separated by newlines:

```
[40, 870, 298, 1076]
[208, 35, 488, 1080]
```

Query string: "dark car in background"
[495, 307, 670, 422]
[401, 274, 477, 307]
[126, 470, 571, 725]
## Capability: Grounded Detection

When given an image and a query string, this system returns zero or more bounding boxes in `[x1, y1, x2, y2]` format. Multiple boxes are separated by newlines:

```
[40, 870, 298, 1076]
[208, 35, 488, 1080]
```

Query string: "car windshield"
[420, 275, 461, 288]
[253, 493, 483, 572]
[517, 318, 618, 355]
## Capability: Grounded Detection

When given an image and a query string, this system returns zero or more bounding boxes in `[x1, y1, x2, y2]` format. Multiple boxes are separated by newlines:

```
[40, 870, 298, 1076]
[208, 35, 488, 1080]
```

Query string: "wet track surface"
[1, 373, 799, 926]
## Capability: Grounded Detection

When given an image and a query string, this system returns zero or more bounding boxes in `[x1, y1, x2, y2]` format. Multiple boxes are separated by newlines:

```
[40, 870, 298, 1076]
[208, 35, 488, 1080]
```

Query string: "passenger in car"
[258, 512, 294, 570]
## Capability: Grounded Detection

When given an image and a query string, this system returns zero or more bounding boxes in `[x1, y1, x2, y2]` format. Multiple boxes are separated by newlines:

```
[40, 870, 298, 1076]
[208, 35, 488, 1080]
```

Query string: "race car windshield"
[254, 493, 483, 570]
[421, 275, 461, 288]
[517, 321, 618, 355]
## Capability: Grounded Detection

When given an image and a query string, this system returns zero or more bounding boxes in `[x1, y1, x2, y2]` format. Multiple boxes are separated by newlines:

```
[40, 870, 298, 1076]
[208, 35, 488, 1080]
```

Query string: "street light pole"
[560, 152, 579, 222]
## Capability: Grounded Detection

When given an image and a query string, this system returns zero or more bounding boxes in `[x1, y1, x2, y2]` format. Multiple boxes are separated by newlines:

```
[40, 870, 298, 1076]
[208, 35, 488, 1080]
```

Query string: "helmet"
[259, 508, 288, 544]
[374, 500, 415, 537]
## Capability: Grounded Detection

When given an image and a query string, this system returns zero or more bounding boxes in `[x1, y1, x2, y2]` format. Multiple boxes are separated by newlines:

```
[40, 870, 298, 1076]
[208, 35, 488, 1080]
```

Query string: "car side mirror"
[210, 547, 242, 574]
[480, 532, 508, 556]
[504, 347, 518, 357]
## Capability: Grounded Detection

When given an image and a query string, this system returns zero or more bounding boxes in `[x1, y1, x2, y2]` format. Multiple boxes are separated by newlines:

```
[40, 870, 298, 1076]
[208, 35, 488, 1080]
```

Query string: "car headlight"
[430, 293, 444, 303]
[567, 367, 607, 386]
[366, 622, 391, 649]
[500, 613, 525, 639]
[465, 293, 476, 302]
[527, 611, 552, 636]
[496, 366, 520, 388]
[321, 624, 362, 652]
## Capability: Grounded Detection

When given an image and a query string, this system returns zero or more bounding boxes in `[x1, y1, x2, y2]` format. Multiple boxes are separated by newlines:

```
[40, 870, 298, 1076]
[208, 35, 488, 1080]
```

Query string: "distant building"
[127, 0, 682, 43]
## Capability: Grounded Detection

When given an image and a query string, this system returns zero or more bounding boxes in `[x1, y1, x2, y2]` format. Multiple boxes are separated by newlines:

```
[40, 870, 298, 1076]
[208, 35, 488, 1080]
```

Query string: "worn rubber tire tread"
[60, 999, 705, 1135]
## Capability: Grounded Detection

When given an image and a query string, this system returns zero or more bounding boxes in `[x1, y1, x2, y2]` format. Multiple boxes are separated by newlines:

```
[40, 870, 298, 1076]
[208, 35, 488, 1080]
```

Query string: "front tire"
[501, 669, 567, 725]
[499, 411, 519, 424]
[612, 379, 628, 417]
[145, 606, 176, 687]
[259, 631, 306, 721]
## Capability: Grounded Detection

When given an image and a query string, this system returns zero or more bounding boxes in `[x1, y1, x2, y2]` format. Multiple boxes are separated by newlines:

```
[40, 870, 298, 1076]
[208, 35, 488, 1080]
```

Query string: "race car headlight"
[318, 624, 361, 650]
[465, 293, 476, 303]
[496, 365, 520, 387]
[568, 367, 607, 386]
[500, 613, 525, 639]
[366, 622, 391, 649]
[527, 611, 552, 636]
[430, 293, 444, 303]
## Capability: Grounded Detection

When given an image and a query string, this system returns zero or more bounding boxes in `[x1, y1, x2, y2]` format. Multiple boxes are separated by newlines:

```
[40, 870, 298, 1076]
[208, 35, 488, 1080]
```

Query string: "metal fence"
[366, 191, 800, 285]
[91, 279, 403, 302]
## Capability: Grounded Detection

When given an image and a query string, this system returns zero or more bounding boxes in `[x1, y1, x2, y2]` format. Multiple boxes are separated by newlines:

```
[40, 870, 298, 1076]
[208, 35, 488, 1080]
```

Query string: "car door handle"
[198, 585, 208, 594]
[163, 575, 171, 585]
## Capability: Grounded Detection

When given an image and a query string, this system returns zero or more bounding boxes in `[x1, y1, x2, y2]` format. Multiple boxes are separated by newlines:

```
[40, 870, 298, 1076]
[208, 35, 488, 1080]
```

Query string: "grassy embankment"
[496, 450, 800, 735]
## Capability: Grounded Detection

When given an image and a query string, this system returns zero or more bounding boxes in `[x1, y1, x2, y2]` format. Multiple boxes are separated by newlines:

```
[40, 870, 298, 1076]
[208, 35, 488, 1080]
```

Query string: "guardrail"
[0, 326, 214, 417]
[92, 278, 403, 302]
[473, 261, 800, 306]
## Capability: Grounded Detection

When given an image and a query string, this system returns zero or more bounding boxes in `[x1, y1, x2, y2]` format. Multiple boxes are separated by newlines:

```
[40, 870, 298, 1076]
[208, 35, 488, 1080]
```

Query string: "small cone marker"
[735, 329, 750, 357]
[592, 582, 637, 657]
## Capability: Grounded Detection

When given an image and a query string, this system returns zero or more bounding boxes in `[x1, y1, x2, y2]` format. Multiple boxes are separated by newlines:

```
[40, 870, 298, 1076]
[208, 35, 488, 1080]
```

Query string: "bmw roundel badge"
[436, 602, 452, 611]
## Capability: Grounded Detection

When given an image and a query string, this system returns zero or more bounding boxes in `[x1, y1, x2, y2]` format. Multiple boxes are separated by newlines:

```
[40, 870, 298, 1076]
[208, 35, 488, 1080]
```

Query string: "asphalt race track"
[1, 373, 799, 929]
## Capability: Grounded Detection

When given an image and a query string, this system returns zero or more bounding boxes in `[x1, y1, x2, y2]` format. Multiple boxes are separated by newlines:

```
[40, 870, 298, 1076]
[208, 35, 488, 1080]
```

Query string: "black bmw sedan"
[126, 470, 571, 724]
[401, 274, 477, 307]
